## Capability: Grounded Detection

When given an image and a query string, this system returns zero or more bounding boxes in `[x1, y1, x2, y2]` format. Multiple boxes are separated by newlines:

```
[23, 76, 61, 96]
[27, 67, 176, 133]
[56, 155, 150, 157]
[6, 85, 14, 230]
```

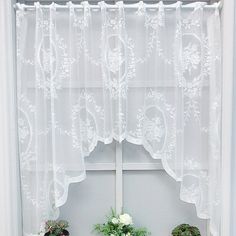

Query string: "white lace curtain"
[16, 1, 221, 235]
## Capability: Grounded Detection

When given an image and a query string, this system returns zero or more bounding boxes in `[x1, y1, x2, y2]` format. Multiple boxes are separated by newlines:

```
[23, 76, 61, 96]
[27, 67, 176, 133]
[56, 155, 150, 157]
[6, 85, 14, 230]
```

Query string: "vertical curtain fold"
[0, 0, 22, 235]
[16, 2, 222, 235]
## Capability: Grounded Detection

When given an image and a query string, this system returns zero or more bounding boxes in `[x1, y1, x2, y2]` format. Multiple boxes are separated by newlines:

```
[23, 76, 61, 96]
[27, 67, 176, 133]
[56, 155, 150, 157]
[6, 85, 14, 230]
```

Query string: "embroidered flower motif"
[181, 183, 200, 202]
[18, 118, 30, 143]
[80, 118, 96, 143]
[38, 20, 52, 34]
[182, 18, 200, 30]
[103, 34, 135, 99]
[16, 10, 25, 28]
[37, 35, 75, 99]
[135, 6, 145, 16]
[144, 117, 165, 143]
[145, 15, 159, 29]
[183, 43, 200, 74]
[130, 91, 176, 159]
[73, 14, 89, 28]
[72, 108, 97, 154]
[145, 10, 165, 29]
[71, 92, 104, 154]
[176, 33, 211, 125]
[41, 48, 56, 73]
[106, 17, 124, 30]
[182, 76, 202, 99]
[107, 47, 124, 73]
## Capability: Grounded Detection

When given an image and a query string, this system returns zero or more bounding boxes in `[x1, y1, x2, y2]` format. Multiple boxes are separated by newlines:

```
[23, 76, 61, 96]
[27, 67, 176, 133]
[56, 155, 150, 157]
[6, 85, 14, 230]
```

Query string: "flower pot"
[61, 230, 69, 236]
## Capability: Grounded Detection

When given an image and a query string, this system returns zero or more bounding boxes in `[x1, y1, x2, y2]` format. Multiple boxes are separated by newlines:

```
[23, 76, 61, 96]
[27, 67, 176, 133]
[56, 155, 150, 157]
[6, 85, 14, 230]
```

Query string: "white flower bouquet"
[94, 209, 150, 236]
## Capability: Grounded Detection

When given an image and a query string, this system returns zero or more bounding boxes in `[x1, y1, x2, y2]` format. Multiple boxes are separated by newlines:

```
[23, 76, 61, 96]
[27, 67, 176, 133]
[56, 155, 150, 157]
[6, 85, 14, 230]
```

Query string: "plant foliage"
[172, 224, 201, 236]
[94, 209, 150, 236]
[43, 220, 69, 236]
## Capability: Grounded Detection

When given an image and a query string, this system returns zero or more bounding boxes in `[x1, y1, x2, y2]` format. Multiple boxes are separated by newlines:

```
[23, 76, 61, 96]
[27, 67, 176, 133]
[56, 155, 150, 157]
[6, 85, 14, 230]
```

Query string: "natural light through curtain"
[16, 2, 221, 235]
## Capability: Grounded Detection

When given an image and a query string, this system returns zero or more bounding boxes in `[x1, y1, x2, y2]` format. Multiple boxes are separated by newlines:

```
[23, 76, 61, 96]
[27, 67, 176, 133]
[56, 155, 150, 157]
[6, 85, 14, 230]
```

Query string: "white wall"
[221, 0, 235, 235]
[59, 141, 207, 236]
[230, 1, 236, 235]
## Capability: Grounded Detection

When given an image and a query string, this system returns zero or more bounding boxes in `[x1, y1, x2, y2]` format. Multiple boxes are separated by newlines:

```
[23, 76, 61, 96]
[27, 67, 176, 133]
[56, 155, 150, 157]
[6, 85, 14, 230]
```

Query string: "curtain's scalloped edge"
[53, 136, 214, 234]
[55, 172, 87, 208]
[179, 194, 219, 236]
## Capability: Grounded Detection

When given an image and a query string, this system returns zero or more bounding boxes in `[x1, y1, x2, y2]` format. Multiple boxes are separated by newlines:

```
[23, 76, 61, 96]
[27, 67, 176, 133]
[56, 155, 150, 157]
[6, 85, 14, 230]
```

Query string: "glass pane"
[123, 170, 207, 235]
[123, 140, 162, 164]
[59, 171, 115, 235]
[86, 141, 116, 163]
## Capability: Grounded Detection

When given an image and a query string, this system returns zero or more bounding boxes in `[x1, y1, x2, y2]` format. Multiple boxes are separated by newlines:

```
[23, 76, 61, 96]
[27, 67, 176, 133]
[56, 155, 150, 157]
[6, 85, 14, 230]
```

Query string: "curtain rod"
[14, 1, 222, 10]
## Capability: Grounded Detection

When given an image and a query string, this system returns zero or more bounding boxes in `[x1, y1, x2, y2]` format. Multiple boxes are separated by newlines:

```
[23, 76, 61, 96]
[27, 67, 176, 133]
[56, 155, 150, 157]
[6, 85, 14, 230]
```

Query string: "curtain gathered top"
[16, 1, 221, 235]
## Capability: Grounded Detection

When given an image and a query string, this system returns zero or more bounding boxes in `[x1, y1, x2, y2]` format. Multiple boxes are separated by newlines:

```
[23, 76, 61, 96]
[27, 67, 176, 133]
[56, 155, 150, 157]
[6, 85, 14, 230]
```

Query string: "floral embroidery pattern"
[134, 7, 169, 65]
[182, 43, 201, 74]
[36, 9, 75, 99]
[17, 95, 35, 155]
[18, 117, 30, 144]
[107, 47, 125, 73]
[182, 35, 210, 124]
[131, 90, 176, 159]
[144, 116, 165, 144]
[17, 96, 40, 209]
[101, 10, 135, 98]
[72, 91, 104, 154]
[36, 34, 75, 99]
[144, 11, 165, 29]
[175, 6, 212, 124]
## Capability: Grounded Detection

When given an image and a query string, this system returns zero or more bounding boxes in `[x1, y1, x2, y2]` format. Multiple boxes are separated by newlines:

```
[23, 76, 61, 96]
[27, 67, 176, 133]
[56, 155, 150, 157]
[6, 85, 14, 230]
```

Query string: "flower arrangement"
[42, 220, 70, 236]
[94, 209, 150, 236]
[172, 224, 201, 236]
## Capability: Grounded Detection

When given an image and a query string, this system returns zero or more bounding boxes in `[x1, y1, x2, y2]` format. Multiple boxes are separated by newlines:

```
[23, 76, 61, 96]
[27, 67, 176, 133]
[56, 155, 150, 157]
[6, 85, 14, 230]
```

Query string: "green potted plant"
[172, 224, 201, 236]
[43, 220, 70, 236]
[94, 209, 150, 236]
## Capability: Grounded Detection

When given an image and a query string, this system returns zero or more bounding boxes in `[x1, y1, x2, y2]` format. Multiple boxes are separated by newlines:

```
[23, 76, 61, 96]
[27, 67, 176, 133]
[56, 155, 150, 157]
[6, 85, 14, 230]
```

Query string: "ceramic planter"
[44, 229, 69, 236]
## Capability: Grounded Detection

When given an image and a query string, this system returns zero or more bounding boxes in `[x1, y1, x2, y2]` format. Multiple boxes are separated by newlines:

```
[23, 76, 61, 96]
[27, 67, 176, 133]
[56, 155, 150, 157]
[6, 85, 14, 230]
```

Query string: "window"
[59, 141, 208, 235]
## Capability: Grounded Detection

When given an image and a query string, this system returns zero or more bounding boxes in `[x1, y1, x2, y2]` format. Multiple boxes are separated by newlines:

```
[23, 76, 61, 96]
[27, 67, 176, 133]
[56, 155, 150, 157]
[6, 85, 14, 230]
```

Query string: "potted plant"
[43, 220, 70, 236]
[94, 209, 150, 236]
[172, 224, 201, 236]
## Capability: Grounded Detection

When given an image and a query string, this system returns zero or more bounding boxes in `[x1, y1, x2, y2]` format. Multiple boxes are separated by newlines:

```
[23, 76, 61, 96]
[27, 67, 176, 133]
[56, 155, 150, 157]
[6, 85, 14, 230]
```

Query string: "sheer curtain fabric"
[16, 2, 222, 236]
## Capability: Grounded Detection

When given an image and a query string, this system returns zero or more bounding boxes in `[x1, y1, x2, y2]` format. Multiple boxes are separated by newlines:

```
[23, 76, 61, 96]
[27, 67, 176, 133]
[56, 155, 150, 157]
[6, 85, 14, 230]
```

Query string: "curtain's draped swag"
[16, 1, 222, 235]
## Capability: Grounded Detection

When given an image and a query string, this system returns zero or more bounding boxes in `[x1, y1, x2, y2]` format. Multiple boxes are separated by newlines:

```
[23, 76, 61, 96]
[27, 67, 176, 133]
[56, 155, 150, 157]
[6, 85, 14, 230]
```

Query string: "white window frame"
[221, 0, 234, 236]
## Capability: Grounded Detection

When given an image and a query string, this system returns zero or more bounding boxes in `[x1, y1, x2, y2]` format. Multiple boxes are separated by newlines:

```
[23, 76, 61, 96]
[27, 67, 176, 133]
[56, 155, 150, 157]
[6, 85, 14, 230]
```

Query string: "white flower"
[119, 213, 133, 225]
[110, 234, 115, 236]
[111, 217, 119, 224]
[126, 233, 131, 236]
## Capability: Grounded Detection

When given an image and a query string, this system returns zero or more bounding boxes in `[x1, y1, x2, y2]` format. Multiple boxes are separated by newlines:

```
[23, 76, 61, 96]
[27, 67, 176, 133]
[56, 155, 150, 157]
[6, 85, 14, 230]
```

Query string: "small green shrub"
[172, 224, 201, 236]
[43, 220, 69, 236]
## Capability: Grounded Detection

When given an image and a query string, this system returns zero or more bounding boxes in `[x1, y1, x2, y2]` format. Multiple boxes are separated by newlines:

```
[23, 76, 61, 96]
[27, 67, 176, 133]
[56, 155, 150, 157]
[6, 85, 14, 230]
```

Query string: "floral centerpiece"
[172, 224, 201, 236]
[94, 209, 150, 236]
[41, 220, 70, 236]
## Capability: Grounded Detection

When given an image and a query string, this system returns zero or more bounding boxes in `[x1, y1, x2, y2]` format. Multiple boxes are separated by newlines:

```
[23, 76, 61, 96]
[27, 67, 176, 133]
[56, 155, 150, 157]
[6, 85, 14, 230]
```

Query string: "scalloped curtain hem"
[54, 136, 211, 233]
